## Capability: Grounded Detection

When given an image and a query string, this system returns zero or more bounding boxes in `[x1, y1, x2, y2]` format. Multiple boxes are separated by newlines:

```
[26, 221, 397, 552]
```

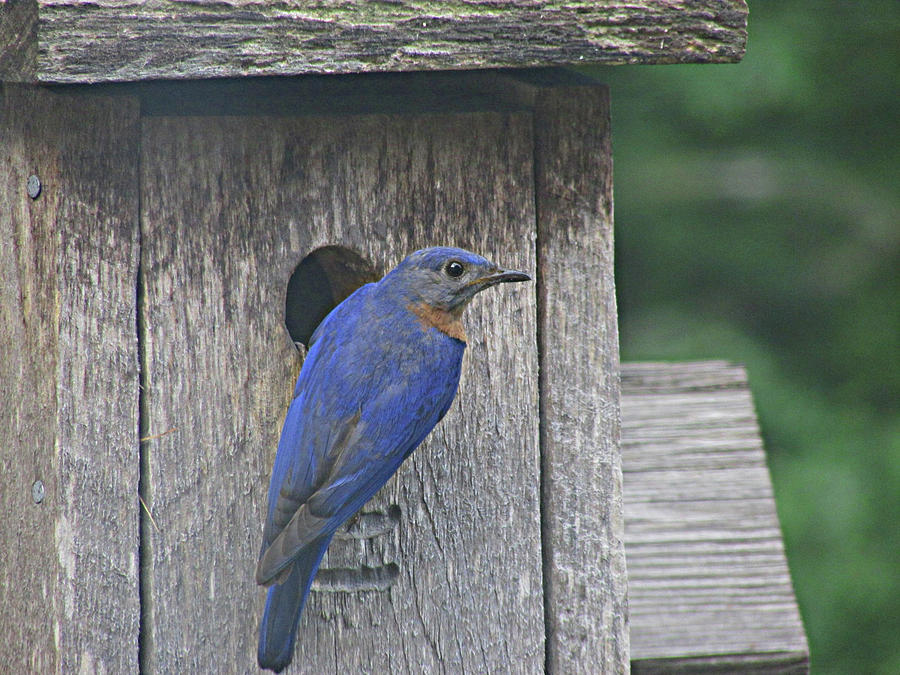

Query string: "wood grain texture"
[0, 0, 37, 80]
[0, 85, 141, 673]
[503, 72, 628, 673]
[0, 0, 747, 84]
[621, 361, 810, 673]
[139, 110, 541, 673]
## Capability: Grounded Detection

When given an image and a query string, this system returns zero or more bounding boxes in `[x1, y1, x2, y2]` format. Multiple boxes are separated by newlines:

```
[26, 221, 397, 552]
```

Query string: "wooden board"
[493, 72, 629, 673]
[621, 361, 810, 673]
[138, 110, 542, 673]
[0, 1, 747, 84]
[0, 85, 141, 673]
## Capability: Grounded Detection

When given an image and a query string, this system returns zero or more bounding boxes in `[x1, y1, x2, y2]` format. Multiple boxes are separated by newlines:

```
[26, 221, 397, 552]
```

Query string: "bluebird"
[256, 246, 531, 672]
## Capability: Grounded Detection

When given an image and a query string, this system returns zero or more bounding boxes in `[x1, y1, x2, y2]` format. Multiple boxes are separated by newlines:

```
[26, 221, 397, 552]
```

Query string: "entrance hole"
[285, 245, 379, 347]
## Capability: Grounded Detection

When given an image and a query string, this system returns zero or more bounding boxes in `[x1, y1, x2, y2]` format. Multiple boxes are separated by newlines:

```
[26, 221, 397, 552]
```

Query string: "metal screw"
[27, 175, 42, 199]
[32, 479, 44, 504]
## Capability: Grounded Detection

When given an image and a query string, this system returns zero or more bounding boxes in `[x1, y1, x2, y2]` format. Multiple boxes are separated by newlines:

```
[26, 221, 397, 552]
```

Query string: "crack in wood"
[332, 505, 402, 540]
[313, 563, 401, 593]
[313, 506, 403, 592]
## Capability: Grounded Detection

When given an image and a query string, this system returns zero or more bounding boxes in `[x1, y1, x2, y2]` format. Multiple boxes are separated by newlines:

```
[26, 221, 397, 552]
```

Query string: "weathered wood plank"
[0, 0, 37, 79]
[0, 85, 141, 673]
[621, 361, 809, 673]
[0, 0, 747, 84]
[139, 110, 541, 672]
[501, 71, 628, 673]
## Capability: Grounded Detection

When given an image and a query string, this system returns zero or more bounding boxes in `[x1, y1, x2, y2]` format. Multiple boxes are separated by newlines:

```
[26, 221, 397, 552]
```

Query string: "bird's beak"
[469, 268, 532, 289]
[490, 269, 532, 284]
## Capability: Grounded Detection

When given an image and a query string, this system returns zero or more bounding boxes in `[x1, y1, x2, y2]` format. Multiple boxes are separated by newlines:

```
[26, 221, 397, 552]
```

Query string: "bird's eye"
[445, 261, 465, 278]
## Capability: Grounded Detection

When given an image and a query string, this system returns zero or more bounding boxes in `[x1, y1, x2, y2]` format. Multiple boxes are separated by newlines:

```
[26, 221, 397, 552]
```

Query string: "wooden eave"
[1, 0, 747, 85]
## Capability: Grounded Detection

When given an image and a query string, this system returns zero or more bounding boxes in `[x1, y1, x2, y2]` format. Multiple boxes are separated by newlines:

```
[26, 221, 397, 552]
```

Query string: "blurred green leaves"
[588, 1, 899, 672]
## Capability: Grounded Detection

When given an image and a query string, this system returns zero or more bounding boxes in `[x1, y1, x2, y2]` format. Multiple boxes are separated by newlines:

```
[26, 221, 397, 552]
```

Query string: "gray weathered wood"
[500, 71, 629, 673]
[138, 110, 541, 673]
[0, 0, 748, 84]
[621, 361, 810, 673]
[0, 85, 141, 673]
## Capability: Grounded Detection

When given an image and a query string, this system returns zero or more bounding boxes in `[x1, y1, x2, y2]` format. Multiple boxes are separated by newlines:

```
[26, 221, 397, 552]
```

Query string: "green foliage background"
[590, 2, 898, 672]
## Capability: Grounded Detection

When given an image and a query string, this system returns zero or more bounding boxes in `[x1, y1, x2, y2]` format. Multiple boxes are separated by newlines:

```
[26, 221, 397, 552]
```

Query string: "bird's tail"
[257, 536, 331, 673]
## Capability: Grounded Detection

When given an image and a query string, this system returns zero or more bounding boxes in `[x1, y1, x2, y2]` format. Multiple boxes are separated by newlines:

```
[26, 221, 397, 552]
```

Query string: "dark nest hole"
[285, 245, 380, 347]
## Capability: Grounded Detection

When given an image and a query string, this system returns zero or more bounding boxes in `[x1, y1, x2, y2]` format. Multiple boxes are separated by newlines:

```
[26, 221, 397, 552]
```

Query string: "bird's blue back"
[261, 279, 465, 559]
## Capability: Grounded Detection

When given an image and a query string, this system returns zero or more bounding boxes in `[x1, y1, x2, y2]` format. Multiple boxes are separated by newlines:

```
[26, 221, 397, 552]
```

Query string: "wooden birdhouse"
[1, 2, 807, 673]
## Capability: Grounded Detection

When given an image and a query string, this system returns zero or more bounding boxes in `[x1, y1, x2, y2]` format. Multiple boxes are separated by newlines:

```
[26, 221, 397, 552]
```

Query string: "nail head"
[27, 175, 42, 199]
[32, 480, 44, 504]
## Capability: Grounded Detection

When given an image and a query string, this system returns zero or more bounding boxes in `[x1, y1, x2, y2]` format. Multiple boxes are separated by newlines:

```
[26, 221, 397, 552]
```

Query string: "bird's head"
[388, 246, 531, 314]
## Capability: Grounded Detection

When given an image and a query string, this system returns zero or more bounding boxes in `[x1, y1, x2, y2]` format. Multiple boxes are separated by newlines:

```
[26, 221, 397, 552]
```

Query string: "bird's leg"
[344, 510, 362, 534]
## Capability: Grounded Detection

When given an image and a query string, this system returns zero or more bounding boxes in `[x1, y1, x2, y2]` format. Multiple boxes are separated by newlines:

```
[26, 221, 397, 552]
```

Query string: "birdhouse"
[1, 2, 806, 673]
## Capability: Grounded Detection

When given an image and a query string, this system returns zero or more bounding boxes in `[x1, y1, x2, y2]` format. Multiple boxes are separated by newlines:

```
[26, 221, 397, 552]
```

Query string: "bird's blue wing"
[259, 286, 370, 557]
[257, 285, 464, 585]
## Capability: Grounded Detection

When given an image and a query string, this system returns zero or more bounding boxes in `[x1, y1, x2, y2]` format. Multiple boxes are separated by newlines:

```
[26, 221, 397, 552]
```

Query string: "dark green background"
[590, 2, 898, 672]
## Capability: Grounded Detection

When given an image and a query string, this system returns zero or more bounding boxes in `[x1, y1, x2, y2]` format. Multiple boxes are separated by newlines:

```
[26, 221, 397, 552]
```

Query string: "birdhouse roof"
[1, 0, 747, 85]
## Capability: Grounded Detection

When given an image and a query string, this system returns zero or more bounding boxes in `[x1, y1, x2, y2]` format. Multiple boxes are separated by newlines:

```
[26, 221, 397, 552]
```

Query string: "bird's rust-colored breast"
[408, 303, 466, 342]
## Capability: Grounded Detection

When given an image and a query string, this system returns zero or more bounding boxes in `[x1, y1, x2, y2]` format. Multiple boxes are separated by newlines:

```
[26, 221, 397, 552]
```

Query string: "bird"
[256, 246, 531, 672]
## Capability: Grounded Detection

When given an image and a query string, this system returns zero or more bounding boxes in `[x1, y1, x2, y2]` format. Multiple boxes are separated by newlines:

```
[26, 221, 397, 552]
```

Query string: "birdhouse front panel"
[138, 109, 541, 672]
